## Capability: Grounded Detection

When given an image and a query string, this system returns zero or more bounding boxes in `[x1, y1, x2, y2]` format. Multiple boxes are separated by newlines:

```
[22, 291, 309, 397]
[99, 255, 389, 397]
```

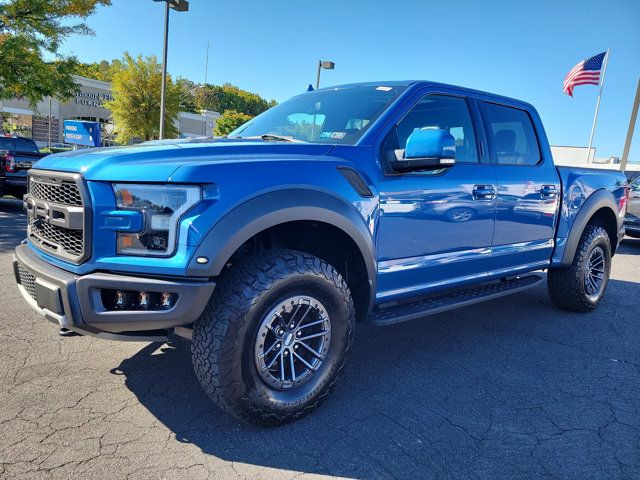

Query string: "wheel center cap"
[284, 332, 294, 347]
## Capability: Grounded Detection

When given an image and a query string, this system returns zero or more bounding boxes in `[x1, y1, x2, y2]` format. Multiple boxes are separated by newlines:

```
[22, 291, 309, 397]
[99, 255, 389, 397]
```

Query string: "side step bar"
[365, 275, 543, 327]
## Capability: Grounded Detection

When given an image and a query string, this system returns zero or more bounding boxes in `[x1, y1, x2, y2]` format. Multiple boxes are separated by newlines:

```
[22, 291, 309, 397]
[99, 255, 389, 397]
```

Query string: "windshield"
[230, 85, 407, 145]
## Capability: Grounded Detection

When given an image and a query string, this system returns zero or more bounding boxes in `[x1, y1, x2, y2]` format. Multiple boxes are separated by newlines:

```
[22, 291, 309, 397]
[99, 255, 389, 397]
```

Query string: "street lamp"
[316, 60, 335, 89]
[153, 0, 189, 139]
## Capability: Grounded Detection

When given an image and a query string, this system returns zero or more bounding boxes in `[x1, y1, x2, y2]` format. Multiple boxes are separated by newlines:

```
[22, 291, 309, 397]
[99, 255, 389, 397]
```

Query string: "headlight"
[112, 183, 201, 256]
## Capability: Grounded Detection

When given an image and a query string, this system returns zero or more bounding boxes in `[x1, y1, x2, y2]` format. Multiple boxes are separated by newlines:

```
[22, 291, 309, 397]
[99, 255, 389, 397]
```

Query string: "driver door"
[376, 94, 497, 302]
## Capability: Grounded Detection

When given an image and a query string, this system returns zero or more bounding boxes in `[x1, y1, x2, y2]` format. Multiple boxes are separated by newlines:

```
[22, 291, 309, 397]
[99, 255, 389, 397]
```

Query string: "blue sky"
[60, 0, 640, 160]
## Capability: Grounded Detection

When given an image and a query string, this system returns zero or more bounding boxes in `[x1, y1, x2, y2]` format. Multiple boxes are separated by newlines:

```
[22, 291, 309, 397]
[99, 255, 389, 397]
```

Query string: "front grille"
[17, 264, 37, 302]
[29, 179, 82, 206]
[26, 172, 89, 263]
[31, 220, 84, 256]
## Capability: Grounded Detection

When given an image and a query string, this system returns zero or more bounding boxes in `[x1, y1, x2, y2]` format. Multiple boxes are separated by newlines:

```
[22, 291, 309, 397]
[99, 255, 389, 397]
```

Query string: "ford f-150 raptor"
[12, 81, 628, 425]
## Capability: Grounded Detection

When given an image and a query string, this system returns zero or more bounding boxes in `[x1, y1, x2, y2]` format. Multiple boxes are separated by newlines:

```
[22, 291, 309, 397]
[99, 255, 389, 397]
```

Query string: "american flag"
[563, 52, 607, 97]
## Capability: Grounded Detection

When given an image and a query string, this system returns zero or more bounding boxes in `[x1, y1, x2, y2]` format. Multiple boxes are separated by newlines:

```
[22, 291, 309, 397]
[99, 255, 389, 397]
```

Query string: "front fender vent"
[337, 167, 373, 198]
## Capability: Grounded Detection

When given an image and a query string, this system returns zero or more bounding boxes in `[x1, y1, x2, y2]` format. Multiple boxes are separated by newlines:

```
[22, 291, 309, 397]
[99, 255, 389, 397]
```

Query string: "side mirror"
[391, 128, 456, 172]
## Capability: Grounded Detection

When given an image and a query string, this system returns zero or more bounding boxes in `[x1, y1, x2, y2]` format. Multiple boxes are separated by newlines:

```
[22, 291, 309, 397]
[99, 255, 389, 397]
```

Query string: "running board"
[365, 275, 543, 327]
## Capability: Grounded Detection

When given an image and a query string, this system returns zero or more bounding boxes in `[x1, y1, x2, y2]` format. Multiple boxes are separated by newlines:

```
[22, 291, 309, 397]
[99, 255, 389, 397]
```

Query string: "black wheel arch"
[558, 189, 622, 267]
[186, 188, 377, 315]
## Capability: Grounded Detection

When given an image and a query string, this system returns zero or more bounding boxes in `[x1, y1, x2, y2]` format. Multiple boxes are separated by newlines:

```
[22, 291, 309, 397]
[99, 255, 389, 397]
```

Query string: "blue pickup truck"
[13, 81, 628, 425]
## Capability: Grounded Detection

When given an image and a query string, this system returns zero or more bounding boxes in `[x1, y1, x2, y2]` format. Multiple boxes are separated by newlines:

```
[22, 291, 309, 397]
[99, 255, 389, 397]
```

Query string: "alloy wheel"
[254, 295, 331, 390]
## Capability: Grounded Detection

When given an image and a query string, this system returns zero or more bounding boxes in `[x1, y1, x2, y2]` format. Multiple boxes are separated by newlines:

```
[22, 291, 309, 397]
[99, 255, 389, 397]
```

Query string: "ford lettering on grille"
[25, 171, 90, 263]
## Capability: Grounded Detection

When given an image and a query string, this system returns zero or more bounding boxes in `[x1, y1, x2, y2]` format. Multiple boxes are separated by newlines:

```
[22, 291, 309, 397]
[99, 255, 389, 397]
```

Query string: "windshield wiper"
[261, 133, 306, 143]
[234, 134, 305, 143]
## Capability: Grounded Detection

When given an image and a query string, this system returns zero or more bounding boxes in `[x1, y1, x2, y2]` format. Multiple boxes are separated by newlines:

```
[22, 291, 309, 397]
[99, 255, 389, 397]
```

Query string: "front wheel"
[191, 249, 355, 426]
[547, 225, 612, 312]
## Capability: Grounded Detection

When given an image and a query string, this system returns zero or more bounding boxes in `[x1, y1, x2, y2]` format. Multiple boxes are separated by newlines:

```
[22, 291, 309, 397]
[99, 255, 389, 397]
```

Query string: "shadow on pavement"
[114, 278, 640, 478]
[0, 198, 26, 253]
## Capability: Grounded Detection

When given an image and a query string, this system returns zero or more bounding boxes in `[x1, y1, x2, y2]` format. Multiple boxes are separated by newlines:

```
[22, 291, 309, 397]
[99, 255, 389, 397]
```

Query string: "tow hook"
[58, 328, 82, 337]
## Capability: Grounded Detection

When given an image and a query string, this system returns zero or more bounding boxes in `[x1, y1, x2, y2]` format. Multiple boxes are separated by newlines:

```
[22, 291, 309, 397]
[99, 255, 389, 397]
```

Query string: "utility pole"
[48, 97, 52, 149]
[204, 41, 210, 85]
[620, 77, 640, 173]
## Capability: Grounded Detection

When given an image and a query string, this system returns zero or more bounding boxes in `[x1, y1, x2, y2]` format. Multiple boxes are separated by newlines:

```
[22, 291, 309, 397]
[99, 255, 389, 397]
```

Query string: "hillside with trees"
[73, 59, 276, 136]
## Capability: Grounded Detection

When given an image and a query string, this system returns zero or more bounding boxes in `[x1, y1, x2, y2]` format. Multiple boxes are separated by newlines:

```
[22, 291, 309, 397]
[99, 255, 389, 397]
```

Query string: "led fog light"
[101, 289, 179, 311]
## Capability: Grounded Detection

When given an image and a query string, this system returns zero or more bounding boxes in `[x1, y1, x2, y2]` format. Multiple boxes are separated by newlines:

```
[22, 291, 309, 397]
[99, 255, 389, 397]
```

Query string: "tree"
[104, 53, 181, 143]
[214, 110, 252, 136]
[175, 77, 198, 114]
[73, 59, 122, 82]
[196, 83, 276, 117]
[0, 0, 111, 104]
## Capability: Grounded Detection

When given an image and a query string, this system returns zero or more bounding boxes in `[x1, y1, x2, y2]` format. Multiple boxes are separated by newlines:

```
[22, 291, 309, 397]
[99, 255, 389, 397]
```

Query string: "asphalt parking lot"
[1, 196, 639, 480]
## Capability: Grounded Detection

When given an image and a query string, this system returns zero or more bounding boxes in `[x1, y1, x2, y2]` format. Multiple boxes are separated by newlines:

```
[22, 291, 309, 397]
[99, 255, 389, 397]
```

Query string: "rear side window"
[0, 137, 39, 153]
[482, 103, 540, 166]
[0, 138, 16, 151]
[16, 138, 39, 153]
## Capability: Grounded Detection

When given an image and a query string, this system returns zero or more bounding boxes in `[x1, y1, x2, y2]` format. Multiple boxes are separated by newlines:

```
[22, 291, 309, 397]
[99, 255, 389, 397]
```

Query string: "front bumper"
[13, 244, 215, 341]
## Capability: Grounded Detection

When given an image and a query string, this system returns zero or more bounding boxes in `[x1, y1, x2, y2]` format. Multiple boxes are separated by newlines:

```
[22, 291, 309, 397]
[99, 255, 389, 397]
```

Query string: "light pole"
[316, 60, 335, 89]
[48, 97, 52, 149]
[153, 0, 189, 139]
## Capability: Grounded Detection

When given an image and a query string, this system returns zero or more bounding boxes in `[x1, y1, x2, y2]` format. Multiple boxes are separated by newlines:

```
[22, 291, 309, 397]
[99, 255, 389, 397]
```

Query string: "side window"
[482, 102, 541, 166]
[396, 95, 478, 163]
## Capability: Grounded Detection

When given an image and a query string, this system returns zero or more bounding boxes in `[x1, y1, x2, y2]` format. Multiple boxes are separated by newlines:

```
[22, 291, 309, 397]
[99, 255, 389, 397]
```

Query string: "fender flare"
[557, 188, 621, 267]
[186, 188, 377, 310]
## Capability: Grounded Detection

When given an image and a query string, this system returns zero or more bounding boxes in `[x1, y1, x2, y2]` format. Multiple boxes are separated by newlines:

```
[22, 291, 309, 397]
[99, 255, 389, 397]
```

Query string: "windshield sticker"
[320, 131, 346, 139]
[376, 86, 392, 91]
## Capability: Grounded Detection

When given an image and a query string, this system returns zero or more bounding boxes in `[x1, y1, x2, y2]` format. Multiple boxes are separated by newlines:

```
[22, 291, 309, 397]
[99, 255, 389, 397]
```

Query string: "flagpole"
[585, 49, 610, 163]
[619, 77, 640, 173]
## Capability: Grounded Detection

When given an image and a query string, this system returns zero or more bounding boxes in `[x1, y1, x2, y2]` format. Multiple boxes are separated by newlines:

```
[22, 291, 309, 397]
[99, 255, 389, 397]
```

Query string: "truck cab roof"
[315, 80, 536, 111]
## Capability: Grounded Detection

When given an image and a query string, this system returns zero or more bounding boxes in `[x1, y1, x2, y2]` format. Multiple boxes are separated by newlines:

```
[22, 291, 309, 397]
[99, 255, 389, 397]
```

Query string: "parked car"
[48, 143, 74, 154]
[13, 81, 628, 426]
[0, 135, 48, 198]
[625, 178, 640, 238]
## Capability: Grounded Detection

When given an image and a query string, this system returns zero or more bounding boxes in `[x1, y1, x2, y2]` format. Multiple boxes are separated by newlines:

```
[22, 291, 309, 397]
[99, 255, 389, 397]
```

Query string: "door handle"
[472, 184, 496, 200]
[540, 184, 558, 199]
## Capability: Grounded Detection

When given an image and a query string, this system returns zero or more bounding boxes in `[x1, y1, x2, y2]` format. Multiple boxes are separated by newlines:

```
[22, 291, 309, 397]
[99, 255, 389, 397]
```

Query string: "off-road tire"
[191, 249, 355, 426]
[547, 225, 612, 312]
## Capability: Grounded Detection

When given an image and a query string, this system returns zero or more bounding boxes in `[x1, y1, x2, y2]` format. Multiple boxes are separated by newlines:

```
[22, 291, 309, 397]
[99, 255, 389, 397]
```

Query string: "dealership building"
[0, 75, 220, 146]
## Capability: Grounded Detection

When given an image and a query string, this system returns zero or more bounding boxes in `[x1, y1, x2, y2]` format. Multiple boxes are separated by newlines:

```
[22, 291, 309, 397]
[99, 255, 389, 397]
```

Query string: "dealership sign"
[75, 91, 114, 108]
[63, 120, 101, 147]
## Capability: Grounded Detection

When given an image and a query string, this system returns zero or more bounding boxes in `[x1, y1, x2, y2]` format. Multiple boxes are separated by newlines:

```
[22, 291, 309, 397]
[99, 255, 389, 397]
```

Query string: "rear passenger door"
[479, 101, 560, 271]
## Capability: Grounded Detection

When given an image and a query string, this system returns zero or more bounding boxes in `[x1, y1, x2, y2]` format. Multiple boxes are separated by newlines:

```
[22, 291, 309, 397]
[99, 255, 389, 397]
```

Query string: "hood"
[33, 140, 335, 182]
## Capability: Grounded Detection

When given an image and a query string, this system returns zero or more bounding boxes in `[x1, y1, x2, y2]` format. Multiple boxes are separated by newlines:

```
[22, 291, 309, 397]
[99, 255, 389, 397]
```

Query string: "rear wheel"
[547, 225, 612, 312]
[191, 249, 355, 426]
